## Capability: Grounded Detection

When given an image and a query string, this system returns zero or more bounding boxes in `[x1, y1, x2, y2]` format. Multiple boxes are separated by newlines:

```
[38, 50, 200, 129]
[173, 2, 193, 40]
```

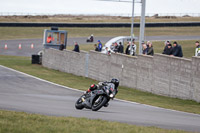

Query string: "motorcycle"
[75, 83, 117, 111]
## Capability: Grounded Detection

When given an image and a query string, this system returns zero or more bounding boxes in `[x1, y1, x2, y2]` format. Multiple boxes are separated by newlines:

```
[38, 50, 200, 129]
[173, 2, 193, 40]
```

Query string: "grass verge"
[0, 55, 199, 114]
[1, 27, 200, 40]
[0, 110, 190, 133]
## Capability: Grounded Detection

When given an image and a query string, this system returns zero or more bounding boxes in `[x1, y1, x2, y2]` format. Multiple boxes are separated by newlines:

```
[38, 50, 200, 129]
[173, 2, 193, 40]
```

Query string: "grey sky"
[0, 0, 199, 16]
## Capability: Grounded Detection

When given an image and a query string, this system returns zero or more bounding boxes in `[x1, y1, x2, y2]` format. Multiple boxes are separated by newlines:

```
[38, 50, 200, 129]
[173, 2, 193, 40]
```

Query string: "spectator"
[172, 41, 183, 57]
[114, 42, 119, 53]
[146, 41, 151, 53]
[118, 42, 124, 53]
[146, 41, 151, 48]
[131, 41, 137, 56]
[125, 41, 136, 56]
[142, 43, 148, 55]
[125, 42, 130, 55]
[97, 40, 102, 52]
[47, 34, 54, 43]
[110, 43, 115, 51]
[73, 42, 80, 52]
[163, 43, 173, 55]
[195, 41, 200, 56]
[59, 43, 64, 51]
[162, 40, 170, 54]
[147, 42, 154, 56]
[105, 47, 111, 55]
[94, 44, 98, 51]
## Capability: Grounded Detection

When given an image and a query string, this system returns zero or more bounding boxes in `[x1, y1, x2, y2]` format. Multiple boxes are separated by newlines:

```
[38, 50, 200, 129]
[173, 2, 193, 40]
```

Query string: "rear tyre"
[92, 96, 108, 111]
[75, 97, 84, 110]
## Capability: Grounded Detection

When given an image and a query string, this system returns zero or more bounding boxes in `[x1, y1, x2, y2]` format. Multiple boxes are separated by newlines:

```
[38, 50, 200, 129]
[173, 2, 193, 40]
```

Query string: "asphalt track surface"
[1, 36, 200, 132]
[0, 65, 200, 132]
[1, 35, 200, 57]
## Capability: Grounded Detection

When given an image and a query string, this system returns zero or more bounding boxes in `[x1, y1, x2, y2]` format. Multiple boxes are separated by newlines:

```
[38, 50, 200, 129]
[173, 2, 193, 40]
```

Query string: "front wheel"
[92, 96, 108, 111]
[75, 97, 84, 110]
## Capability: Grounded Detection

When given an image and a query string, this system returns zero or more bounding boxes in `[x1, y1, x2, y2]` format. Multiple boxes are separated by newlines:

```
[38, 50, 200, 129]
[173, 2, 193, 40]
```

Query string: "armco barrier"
[1, 22, 200, 27]
[42, 48, 200, 102]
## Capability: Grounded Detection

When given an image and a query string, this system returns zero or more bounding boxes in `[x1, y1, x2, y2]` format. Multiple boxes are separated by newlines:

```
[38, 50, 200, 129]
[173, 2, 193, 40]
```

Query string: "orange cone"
[31, 43, 34, 49]
[18, 44, 22, 50]
[4, 44, 8, 49]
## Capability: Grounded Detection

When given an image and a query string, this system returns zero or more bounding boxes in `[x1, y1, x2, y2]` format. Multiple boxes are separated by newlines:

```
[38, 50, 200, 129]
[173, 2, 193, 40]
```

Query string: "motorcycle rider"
[86, 84, 98, 93]
[85, 78, 119, 107]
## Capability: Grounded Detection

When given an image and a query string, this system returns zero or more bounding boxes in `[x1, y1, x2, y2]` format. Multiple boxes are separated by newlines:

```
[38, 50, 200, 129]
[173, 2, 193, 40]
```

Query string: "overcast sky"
[0, 0, 200, 16]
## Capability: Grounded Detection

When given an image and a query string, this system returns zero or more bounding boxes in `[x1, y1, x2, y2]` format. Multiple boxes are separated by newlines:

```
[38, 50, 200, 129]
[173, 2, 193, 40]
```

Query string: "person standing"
[162, 40, 170, 54]
[47, 34, 54, 43]
[172, 41, 183, 57]
[142, 43, 148, 55]
[147, 42, 154, 56]
[131, 41, 137, 56]
[118, 42, 124, 53]
[94, 44, 98, 51]
[125, 41, 136, 56]
[59, 43, 64, 51]
[163, 43, 173, 55]
[195, 41, 200, 56]
[125, 42, 130, 55]
[114, 42, 119, 53]
[105, 47, 111, 55]
[73, 42, 80, 52]
[97, 40, 102, 52]
[110, 43, 115, 51]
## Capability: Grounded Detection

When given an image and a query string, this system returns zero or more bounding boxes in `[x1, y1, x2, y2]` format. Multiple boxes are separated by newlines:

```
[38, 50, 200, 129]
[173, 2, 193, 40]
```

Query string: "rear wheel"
[92, 96, 108, 111]
[75, 97, 84, 110]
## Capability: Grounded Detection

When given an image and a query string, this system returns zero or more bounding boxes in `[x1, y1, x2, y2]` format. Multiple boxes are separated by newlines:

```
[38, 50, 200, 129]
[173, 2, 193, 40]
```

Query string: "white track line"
[0, 65, 82, 93]
[0, 65, 199, 117]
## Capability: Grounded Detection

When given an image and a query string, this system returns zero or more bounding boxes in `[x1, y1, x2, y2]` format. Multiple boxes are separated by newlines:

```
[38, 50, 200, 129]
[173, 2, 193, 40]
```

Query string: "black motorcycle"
[75, 83, 117, 111]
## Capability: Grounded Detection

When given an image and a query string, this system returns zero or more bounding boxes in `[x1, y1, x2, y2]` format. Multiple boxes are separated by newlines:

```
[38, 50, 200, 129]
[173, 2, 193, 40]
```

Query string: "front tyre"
[75, 97, 84, 110]
[92, 96, 108, 111]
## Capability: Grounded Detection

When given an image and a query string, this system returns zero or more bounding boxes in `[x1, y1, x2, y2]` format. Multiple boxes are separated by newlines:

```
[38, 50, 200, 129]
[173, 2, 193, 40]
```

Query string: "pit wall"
[42, 48, 200, 102]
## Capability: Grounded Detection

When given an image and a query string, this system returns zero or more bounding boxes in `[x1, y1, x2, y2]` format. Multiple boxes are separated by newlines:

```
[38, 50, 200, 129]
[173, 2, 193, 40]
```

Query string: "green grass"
[67, 40, 197, 59]
[1, 26, 200, 40]
[0, 110, 191, 133]
[0, 55, 199, 114]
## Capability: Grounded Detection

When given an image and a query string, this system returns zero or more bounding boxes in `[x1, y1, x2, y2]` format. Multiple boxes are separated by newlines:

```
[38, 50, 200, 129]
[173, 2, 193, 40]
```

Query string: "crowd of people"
[71, 37, 200, 58]
[103, 39, 154, 56]
[141, 41, 154, 56]
[125, 41, 137, 56]
[162, 41, 183, 57]
[110, 40, 183, 57]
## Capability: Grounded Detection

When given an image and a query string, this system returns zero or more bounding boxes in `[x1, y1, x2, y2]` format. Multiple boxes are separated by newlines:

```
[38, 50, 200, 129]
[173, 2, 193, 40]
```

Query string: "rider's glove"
[84, 89, 91, 94]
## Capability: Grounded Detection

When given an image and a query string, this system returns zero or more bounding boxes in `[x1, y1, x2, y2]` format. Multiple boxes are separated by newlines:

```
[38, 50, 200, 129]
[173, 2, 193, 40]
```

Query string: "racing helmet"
[90, 84, 97, 91]
[110, 78, 119, 89]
